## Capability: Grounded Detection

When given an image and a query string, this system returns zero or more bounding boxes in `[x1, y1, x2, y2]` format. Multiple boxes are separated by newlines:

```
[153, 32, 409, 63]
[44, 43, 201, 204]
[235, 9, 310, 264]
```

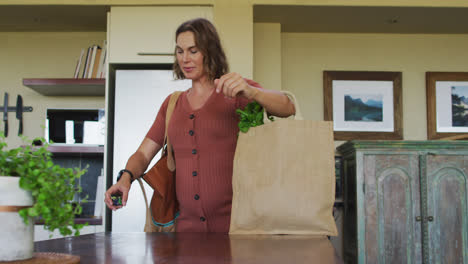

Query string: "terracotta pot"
[0, 176, 34, 261]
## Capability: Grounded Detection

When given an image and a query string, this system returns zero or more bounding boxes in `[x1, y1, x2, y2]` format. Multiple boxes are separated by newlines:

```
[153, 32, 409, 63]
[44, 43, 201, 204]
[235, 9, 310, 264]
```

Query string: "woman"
[104, 18, 295, 232]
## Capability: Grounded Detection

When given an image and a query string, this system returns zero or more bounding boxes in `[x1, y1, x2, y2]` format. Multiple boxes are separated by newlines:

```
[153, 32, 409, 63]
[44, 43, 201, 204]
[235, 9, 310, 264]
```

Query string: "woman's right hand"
[104, 174, 132, 211]
[104, 138, 161, 211]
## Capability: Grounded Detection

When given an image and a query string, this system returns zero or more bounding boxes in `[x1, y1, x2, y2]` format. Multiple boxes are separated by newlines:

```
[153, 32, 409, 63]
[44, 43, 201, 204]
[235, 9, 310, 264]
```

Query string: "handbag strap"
[165, 91, 182, 171]
[136, 177, 152, 228]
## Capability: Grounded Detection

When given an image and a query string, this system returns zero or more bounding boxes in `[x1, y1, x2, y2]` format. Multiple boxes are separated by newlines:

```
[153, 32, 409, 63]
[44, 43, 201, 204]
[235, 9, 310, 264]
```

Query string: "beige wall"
[0, 32, 106, 148]
[279, 32, 468, 140]
[2, 3, 467, 147]
[254, 23, 282, 91]
[214, 1, 253, 79]
[0, 2, 254, 149]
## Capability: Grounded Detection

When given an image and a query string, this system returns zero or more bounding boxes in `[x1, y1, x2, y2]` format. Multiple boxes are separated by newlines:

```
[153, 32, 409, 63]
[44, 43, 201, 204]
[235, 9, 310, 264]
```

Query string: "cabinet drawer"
[109, 6, 213, 63]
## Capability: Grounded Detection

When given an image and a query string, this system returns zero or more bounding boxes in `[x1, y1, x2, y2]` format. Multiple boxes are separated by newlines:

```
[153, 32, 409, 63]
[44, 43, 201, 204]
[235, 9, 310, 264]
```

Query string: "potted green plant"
[0, 133, 87, 261]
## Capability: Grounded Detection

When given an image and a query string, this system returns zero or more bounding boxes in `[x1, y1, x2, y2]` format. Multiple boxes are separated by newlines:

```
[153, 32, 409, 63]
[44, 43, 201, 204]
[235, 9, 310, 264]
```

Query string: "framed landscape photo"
[426, 72, 468, 139]
[324, 71, 403, 140]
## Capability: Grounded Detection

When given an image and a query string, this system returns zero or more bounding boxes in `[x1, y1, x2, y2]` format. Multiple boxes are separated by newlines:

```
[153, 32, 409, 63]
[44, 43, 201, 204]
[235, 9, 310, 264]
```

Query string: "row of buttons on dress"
[189, 113, 206, 223]
[190, 114, 198, 179]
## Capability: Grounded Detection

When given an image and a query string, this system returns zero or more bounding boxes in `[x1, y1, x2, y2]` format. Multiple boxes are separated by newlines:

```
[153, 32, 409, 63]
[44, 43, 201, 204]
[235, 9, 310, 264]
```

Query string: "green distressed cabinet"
[337, 141, 468, 264]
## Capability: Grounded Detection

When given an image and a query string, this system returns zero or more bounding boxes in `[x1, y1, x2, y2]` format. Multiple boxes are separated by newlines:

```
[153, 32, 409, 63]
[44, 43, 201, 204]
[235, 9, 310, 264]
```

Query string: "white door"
[112, 69, 190, 232]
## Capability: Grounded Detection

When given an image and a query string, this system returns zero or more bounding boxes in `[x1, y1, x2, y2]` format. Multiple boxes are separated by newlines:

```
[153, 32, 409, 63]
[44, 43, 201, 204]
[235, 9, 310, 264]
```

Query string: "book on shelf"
[87, 45, 98, 78]
[99, 51, 107, 79]
[82, 47, 92, 79]
[91, 47, 102, 78]
[97, 40, 107, 79]
[73, 49, 85, 79]
[73, 42, 107, 79]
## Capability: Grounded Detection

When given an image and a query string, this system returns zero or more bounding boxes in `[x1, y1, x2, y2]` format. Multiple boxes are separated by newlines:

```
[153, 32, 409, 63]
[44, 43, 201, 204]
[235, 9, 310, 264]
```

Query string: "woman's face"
[176, 31, 205, 81]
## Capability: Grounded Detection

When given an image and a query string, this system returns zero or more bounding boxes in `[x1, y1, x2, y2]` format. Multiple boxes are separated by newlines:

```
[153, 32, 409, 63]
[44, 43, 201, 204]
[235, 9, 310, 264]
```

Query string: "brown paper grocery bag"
[229, 235, 337, 263]
[229, 91, 338, 235]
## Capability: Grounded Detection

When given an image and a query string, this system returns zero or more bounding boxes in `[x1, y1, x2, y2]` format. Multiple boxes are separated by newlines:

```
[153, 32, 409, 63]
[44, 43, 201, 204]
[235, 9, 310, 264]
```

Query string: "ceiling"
[0, 5, 108, 32]
[1, 5, 468, 33]
[254, 5, 468, 34]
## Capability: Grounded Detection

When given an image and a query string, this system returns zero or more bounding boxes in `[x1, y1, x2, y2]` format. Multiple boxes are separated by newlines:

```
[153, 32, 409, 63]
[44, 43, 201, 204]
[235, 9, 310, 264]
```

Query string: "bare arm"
[104, 138, 161, 210]
[123, 138, 162, 181]
[215, 73, 296, 117]
[250, 88, 295, 117]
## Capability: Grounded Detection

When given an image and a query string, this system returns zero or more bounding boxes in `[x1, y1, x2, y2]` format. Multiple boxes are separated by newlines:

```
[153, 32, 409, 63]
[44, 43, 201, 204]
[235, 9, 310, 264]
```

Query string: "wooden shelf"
[47, 144, 104, 154]
[23, 78, 105, 96]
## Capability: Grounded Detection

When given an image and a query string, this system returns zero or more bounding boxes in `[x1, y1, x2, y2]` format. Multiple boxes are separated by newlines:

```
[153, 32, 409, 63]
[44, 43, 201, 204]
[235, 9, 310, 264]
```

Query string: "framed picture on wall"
[426, 72, 468, 140]
[323, 71, 403, 140]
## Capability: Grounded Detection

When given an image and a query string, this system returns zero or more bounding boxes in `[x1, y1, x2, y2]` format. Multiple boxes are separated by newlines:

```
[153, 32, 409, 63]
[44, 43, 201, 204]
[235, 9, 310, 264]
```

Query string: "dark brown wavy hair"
[173, 18, 229, 81]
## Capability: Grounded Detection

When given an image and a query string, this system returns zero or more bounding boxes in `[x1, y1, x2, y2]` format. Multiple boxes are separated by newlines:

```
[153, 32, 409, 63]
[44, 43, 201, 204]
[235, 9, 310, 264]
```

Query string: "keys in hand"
[111, 195, 122, 206]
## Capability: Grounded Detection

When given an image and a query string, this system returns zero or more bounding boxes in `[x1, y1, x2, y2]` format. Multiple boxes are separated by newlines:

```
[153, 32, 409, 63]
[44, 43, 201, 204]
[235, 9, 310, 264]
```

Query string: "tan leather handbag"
[136, 91, 181, 232]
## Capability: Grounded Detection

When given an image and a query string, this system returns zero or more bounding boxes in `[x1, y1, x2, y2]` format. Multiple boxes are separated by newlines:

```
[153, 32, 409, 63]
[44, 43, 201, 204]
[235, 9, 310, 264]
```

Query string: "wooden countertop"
[34, 232, 343, 264]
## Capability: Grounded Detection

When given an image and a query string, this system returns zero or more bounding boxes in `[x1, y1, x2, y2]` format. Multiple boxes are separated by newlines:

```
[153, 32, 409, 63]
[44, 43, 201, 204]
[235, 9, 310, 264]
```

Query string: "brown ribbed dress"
[146, 87, 253, 232]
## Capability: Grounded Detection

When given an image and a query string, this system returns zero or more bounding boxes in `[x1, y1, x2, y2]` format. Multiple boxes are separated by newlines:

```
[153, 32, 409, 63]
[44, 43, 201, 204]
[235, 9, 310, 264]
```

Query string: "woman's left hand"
[215, 73, 258, 100]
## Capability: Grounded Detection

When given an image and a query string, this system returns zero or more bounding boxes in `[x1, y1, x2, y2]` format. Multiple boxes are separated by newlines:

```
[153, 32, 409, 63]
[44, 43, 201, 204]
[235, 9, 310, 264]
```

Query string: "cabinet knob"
[427, 216, 434, 222]
[416, 216, 422, 221]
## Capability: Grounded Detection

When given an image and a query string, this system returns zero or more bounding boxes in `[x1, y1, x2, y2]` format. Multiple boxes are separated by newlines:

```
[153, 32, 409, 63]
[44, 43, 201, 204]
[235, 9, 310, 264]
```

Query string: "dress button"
[192, 171, 197, 176]
[189, 130, 194, 136]
[200, 216, 206, 222]
[194, 194, 200, 200]
[192, 149, 197, 154]
[189, 114, 195, 119]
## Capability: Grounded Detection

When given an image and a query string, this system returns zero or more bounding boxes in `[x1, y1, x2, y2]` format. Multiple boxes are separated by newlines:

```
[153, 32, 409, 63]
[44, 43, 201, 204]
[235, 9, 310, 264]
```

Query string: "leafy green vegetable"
[236, 101, 274, 133]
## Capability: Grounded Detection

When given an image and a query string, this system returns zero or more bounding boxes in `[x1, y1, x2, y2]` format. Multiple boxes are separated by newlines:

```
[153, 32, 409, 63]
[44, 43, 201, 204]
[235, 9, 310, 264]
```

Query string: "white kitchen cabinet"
[108, 6, 213, 63]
